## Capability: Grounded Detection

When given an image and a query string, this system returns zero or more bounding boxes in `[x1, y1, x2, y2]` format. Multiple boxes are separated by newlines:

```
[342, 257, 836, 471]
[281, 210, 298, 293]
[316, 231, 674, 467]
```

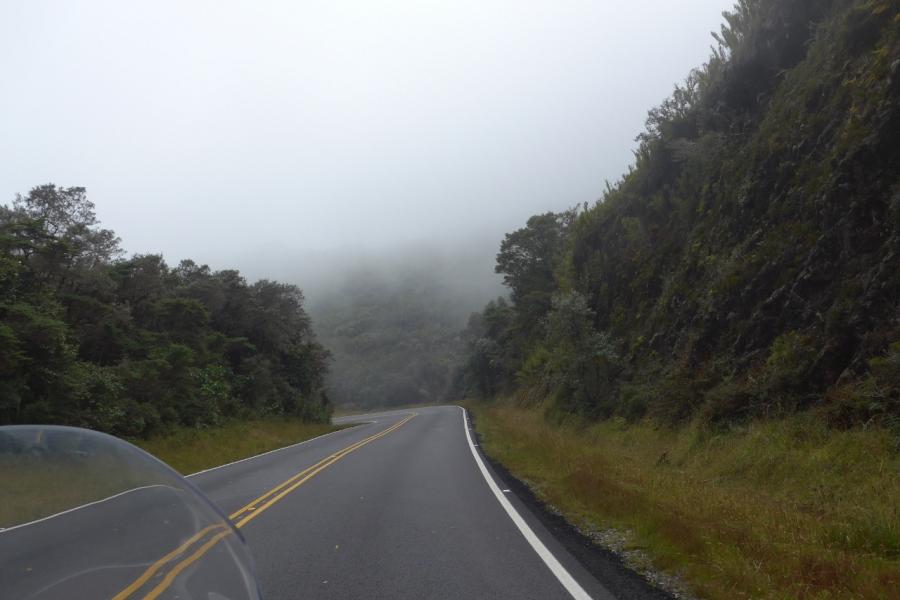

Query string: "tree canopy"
[0, 185, 331, 436]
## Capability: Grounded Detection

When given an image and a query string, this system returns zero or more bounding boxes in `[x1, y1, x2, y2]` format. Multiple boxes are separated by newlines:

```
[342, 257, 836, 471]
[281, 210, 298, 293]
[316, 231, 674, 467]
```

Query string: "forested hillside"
[312, 258, 497, 409]
[0, 185, 331, 437]
[460, 0, 900, 426]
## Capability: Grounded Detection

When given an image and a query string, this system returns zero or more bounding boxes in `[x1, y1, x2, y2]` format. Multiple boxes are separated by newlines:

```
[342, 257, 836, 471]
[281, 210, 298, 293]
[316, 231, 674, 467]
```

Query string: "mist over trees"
[311, 251, 500, 409]
[457, 0, 900, 426]
[4, 0, 896, 434]
[0, 185, 331, 437]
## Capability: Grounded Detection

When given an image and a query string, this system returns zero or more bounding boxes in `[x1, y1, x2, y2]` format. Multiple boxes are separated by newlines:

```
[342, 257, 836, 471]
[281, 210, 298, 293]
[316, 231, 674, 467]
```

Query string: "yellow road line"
[110, 524, 228, 600]
[233, 413, 415, 528]
[227, 414, 412, 522]
[141, 529, 234, 600]
[114, 413, 416, 600]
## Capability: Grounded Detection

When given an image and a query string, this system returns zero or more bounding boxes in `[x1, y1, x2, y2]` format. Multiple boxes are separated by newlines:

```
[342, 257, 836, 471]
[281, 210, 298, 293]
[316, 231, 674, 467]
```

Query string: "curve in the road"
[11, 406, 668, 599]
[113, 412, 417, 600]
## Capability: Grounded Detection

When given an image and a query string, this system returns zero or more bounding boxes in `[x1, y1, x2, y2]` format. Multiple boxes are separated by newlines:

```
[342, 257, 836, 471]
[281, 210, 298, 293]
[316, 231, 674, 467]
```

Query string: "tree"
[495, 210, 577, 327]
[11, 185, 121, 292]
[0, 184, 332, 434]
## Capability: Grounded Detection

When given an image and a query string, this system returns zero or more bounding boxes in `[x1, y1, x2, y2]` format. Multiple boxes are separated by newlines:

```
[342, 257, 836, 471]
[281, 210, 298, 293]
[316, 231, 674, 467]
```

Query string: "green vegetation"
[458, 0, 900, 428]
[3, 3, 897, 595]
[473, 402, 900, 599]
[312, 265, 483, 409]
[0, 185, 331, 437]
[0, 420, 342, 527]
[133, 419, 343, 475]
[457, 1, 900, 596]
[0, 452, 145, 528]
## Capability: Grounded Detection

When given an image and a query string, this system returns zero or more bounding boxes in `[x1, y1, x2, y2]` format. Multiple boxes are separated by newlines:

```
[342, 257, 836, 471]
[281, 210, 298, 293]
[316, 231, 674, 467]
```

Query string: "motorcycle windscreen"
[0, 426, 260, 600]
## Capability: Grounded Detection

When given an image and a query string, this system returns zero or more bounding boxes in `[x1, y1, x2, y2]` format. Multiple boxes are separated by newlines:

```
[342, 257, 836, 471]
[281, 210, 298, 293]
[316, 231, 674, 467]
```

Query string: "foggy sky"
[1, 0, 733, 286]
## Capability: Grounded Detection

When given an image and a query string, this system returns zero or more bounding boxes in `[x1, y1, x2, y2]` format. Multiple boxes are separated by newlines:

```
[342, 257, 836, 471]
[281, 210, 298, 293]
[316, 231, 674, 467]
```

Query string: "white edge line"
[187, 422, 364, 478]
[458, 406, 593, 600]
[2, 423, 366, 533]
[0, 484, 172, 535]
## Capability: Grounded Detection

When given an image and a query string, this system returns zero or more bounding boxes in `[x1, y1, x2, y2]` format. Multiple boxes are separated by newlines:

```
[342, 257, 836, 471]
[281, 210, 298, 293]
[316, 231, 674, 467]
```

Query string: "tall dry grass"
[472, 403, 900, 599]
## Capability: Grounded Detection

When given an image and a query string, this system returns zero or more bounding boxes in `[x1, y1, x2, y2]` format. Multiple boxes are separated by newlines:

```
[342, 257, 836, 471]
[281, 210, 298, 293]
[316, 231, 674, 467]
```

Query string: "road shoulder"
[466, 408, 676, 600]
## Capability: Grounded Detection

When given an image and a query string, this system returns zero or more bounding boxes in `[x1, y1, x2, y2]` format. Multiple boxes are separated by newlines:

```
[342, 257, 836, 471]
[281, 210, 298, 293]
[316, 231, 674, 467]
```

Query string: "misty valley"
[2, 1, 899, 599]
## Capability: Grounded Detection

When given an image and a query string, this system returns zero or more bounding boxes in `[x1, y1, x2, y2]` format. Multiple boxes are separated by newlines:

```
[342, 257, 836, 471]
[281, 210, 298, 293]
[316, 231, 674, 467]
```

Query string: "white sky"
[0, 0, 734, 280]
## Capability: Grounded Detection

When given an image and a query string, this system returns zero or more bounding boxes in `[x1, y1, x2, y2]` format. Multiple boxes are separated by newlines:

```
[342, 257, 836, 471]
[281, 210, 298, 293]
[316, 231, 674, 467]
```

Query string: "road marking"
[227, 414, 414, 523]
[458, 406, 593, 600]
[230, 414, 414, 527]
[114, 413, 416, 600]
[110, 524, 228, 600]
[187, 425, 359, 478]
[0, 484, 175, 535]
[141, 528, 234, 600]
[3, 425, 366, 534]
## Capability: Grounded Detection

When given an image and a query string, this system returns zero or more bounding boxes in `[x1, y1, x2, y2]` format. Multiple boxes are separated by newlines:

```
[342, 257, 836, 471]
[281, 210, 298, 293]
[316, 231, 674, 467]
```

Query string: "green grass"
[470, 402, 900, 599]
[1, 455, 144, 528]
[133, 419, 344, 475]
[331, 402, 438, 417]
[0, 419, 342, 529]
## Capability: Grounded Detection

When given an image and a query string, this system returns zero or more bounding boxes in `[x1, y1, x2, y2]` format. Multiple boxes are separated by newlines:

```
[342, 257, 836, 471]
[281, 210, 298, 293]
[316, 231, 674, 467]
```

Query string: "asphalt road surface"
[189, 405, 637, 600]
[2, 406, 669, 599]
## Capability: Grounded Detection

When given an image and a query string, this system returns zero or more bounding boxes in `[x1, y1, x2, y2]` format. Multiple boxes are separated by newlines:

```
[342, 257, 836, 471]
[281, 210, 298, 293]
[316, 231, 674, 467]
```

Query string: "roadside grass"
[470, 402, 900, 599]
[133, 419, 344, 475]
[1, 419, 343, 529]
[331, 402, 439, 418]
[1, 455, 139, 528]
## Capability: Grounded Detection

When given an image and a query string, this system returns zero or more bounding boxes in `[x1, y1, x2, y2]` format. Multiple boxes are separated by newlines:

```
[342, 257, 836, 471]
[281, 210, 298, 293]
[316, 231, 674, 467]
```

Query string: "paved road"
[190, 405, 618, 599]
[2, 406, 667, 599]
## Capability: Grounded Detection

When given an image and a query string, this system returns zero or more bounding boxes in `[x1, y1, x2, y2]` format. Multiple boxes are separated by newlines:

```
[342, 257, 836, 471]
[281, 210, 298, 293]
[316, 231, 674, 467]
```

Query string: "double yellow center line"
[113, 412, 417, 600]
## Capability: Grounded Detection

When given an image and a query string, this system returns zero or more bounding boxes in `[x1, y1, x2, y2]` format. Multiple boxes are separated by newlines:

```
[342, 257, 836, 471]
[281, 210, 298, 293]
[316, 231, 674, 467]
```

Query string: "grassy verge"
[0, 419, 342, 528]
[134, 419, 344, 475]
[470, 402, 900, 599]
[1, 455, 142, 528]
[331, 402, 438, 417]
